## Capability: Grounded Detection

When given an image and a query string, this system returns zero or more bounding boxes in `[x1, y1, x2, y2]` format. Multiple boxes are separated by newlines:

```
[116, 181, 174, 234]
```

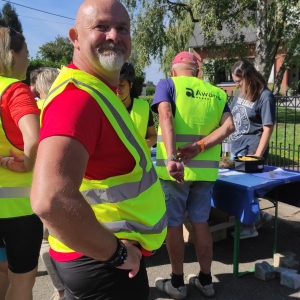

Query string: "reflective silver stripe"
[103, 212, 167, 234]
[0, 187, 31, 198]
[65, 78, 158, 204]
[156, 159, 219, 168]
[82, 167, 158, 204]
[46, 79, 70, 100]
[157, 134, 206, 143]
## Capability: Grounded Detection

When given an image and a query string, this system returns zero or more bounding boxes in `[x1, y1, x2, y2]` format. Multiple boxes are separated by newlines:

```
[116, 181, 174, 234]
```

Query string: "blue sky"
[4, 0, 164, 84]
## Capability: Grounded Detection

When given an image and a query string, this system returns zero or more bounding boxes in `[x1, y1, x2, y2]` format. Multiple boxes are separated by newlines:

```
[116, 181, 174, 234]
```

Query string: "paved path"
[33, 199, 300, 299]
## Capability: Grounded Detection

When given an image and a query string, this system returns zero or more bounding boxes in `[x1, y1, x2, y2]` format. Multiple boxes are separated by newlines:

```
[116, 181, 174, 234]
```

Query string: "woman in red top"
[0, 27, 42, 300]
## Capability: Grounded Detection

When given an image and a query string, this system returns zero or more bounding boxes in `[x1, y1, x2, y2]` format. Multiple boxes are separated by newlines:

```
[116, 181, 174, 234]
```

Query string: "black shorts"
[0, 214, 43, 273]
[52, 255, 149, 300]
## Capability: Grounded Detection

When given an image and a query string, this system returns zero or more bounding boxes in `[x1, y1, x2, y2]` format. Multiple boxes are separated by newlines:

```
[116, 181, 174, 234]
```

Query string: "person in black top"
[117, 62, 157, 148]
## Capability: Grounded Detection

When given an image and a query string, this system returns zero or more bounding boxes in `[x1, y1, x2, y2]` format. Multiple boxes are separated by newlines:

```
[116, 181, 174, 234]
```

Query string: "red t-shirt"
[40, 64, 136, 261]
[1, 82, 40, 150]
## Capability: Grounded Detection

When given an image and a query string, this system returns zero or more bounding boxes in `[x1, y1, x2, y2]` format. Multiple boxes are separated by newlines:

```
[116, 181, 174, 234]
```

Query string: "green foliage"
[139, 95, 154, 104]
[126, 51, 146, 96]
[0, 3, 22, 32]
[25, 57, 64, 86]
[24, 36, 73, 85]
[0, 12, 5, 27]
[269, 107, 300, 166]
[37, 36, 73, 64]
[146, 87, 156, 96]
[123, 0, 300, 87]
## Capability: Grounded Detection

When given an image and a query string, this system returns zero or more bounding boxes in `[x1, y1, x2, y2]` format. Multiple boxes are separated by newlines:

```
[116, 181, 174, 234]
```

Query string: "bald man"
[31, 1, 167, 299]
[152, 52, 234, 299]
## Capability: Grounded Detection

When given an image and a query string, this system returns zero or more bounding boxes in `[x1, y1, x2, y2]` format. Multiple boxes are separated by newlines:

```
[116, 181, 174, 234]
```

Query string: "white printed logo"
[231, 105, 250, 140]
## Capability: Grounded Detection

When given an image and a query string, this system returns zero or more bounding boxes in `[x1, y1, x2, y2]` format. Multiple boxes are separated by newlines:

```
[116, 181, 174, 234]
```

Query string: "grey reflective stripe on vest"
[103, 212, 167, 234]
[156, 159, 219, 168]
[49, 78, 157, 204]
[82, 167, 157, 204]
[0, 187, 31, 198]
[157, 134, 206, 143]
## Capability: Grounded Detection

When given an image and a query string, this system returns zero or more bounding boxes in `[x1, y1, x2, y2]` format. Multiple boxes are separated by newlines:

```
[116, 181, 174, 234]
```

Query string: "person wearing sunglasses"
[0, 27, 42, 300]
[230, 59, 276, 239]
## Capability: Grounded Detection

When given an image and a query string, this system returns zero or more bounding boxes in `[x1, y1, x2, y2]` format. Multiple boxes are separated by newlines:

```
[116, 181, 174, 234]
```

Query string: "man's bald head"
[75, 0, 130, 29]
[69, 0, 131, 84]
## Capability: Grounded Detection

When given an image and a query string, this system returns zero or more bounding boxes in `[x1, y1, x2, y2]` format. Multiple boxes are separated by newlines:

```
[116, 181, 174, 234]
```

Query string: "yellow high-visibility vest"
[156, 76, 227, 181]
[0, 76, 34, 218]
[130, 98, 149, 139]
[42, 67, 167, 252]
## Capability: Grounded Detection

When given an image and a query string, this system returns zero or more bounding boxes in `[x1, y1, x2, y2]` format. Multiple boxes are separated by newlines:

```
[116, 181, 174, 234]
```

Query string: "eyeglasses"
[234, 79, 242, 84]
[8, 26, 17, 37]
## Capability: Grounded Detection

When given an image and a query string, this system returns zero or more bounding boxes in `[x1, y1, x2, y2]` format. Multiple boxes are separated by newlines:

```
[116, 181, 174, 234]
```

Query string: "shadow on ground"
[146, 219, 300, 300]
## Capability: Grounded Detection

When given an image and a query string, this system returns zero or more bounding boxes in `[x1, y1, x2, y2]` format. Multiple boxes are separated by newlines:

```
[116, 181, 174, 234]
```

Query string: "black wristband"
[103, 238, 127, 267]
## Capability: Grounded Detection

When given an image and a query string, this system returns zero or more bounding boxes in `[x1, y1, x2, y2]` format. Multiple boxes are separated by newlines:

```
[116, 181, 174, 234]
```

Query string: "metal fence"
[228, 95, 300, 171]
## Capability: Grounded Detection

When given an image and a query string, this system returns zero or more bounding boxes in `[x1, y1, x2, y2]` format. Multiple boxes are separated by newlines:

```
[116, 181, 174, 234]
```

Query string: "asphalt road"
[33, 216, 300, 300]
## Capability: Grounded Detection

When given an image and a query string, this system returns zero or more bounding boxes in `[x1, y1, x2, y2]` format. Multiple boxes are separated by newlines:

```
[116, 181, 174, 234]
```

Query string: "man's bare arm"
[158, 101, 184, 183]
[158, 102, 177, 157]
[201, 112, 235, 149]
[145, 125, 157, 148]
[31, 136, 141, 276]
[178, 112, 235, 163]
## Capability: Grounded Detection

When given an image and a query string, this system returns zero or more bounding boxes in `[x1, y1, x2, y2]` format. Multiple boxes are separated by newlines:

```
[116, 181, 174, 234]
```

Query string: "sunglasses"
[8, 26, 17, 37]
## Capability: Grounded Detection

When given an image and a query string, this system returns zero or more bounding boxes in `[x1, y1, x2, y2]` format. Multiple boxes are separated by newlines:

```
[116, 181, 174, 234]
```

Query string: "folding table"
[212, 166, 300, 278]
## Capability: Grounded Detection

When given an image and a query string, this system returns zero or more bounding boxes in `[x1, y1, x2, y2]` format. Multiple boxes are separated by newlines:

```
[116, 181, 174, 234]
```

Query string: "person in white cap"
[152, 51, 235, 299]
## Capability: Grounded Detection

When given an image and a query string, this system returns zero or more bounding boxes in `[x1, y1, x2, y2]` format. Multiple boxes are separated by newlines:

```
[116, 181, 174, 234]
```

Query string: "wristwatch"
[168, 154, 180, 162]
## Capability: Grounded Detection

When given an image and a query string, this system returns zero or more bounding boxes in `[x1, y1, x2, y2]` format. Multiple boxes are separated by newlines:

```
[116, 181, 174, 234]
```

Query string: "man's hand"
[178, 142, 201, 164]
[117, 240, 142, 278]
[167, 160, 184, 183]
[0, 149, 26, 172]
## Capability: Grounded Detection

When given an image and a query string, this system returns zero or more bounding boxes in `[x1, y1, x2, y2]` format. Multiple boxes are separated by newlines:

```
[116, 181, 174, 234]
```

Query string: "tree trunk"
[254, 0, 285, 81]
[273, 30, 300, 95]
[273, 51, 292, 95]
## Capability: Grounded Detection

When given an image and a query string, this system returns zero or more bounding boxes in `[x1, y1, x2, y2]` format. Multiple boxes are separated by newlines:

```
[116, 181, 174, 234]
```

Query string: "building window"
[216, 69, 233, 83]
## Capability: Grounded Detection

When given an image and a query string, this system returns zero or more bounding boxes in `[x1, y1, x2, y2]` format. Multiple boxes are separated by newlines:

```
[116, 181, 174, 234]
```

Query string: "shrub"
[139, 96, 154, 105]
[146, 87, 156, 96]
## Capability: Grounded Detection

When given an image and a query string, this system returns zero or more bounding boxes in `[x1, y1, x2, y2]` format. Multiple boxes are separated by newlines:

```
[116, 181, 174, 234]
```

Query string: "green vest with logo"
[0, 77, 34, 218]
[130, 98, 149, 139]
[156, 76, 227, 181]
[42, 67, 167, 252]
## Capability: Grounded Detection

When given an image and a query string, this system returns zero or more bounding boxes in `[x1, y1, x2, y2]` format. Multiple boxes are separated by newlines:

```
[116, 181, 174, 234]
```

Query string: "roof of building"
[188, 23, 256, 48]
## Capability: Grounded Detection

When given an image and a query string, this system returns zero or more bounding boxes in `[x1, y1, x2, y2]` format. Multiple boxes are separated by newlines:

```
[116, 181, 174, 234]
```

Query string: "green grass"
[270, 107, 300, 146]
[269, 107, 300, 168]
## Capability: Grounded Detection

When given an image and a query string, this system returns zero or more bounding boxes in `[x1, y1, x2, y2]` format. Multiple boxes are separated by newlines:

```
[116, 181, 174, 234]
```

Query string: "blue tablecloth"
[150, 149, 300, 225]
[212, 166, 300, 225]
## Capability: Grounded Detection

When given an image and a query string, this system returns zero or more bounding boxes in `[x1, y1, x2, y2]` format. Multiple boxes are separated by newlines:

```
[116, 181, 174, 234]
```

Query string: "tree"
[272, 4, 300, 94]
[128, 49, 146, 96]
[124, 0, 300, 88]
[25, 36, 74, 85]
[145, 81, 155, 86]
[0, 12, 5, 27]
[37, 36, 74, 65]
[25, 57, 62, 86]
[0, 3, 22, 32]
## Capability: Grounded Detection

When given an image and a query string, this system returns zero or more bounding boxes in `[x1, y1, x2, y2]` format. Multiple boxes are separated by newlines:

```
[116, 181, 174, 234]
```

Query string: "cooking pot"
[234, 156, 265, 173]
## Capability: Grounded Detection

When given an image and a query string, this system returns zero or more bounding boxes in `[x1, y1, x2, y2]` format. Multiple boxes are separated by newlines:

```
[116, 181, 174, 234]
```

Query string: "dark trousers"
[52, 255, 149, 300]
